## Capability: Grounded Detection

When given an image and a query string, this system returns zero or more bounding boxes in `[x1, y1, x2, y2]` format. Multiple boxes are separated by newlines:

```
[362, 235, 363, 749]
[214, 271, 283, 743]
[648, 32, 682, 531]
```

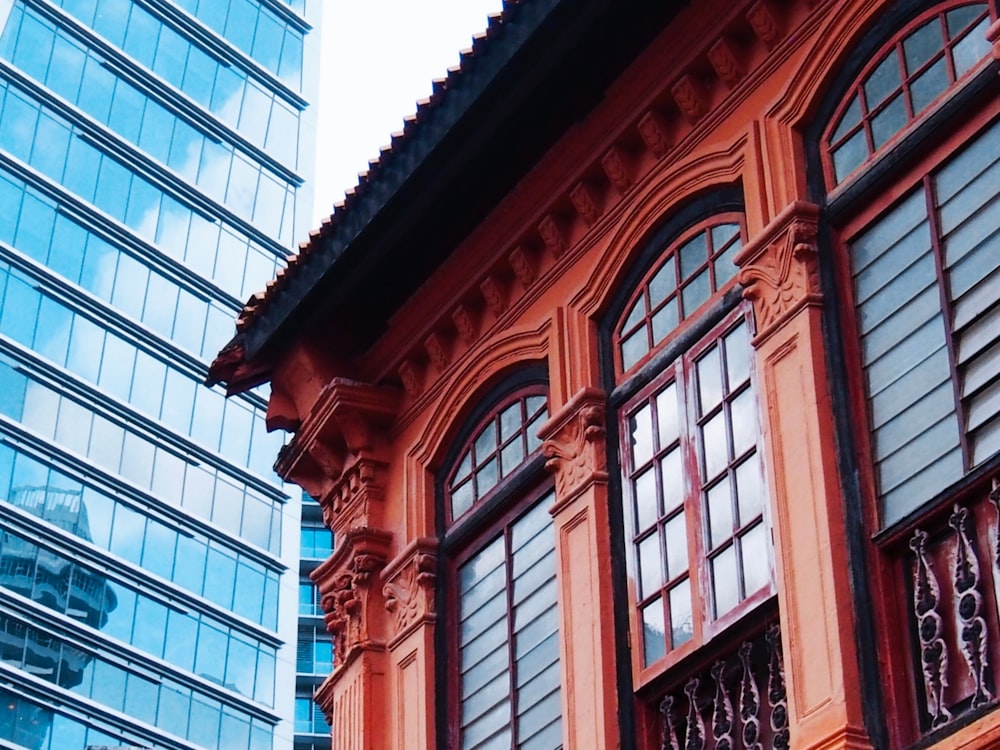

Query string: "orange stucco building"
[209, 0, 1000, 747]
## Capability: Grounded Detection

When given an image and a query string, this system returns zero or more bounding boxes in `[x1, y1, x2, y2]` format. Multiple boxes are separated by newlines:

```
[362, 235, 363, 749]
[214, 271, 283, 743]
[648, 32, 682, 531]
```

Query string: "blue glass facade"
[0, 0, 319, 747]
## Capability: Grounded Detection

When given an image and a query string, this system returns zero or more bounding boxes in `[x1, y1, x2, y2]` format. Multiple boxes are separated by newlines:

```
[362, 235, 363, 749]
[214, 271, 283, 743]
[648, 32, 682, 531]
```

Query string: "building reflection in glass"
[0, 486, 115, 749]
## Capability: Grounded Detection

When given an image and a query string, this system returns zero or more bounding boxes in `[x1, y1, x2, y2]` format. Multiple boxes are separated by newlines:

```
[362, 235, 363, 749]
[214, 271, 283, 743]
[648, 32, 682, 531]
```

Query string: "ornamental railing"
[906, 480, 1000, 733]
[657, 622, 789, 750]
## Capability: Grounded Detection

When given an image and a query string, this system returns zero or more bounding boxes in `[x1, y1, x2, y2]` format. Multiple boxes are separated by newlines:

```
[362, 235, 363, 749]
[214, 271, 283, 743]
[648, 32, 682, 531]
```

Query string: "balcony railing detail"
[659, 623, 788, 750]
[948, 505, 992, 708]
[906, 486, 1000, 733]
[910, 528, 952, 728]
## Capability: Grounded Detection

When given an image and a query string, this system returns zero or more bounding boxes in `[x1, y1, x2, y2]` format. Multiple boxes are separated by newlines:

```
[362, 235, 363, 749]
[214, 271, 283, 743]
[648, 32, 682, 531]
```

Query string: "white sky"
[311, 0, 506, 227]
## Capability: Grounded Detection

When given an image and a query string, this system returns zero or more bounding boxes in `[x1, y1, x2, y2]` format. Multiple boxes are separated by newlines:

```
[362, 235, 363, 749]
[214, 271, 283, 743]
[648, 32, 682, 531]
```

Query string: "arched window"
[824, 3, 992, 185]
[616, 214, 745, 373]
[607, 194, 774, 684]
[440, 378, 561, 749]
[824, 0, 998, 526]
[818, 0, 999, 740]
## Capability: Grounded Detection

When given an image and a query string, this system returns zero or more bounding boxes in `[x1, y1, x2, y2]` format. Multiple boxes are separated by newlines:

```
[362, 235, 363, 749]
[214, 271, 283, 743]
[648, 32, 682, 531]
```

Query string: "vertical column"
[275, 379, 400, 750]
[539, 386, 619, 750]
[735, 201, 873, 750]
[380, 539, 439, 750]
[313, 529, 393, 750]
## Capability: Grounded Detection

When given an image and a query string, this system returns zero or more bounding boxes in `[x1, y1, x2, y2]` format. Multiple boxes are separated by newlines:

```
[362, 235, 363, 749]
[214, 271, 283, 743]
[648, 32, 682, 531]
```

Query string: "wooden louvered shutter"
[457, 491, 562, 749]
[849, 116, 1000, 525]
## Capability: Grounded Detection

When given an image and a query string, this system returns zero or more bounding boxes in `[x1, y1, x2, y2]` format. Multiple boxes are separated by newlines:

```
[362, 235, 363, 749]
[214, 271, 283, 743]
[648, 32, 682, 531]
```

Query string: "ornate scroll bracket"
[314, 526, 393, 666]
[909, 529, 952, 728]
[684, 678, 706, 750]
[949, 504, 992, 709]
[735, 201, 821, 343]
[381, 538, 438, 647]
[711, 662, 736, 750]
[657, 623, 786, 750]
[276, 379, 399, 535]
[765, 624, 790, 750]
[660, 695, 680, 750]
[738, 641, 763, 750]
[539, 387, 608, 506]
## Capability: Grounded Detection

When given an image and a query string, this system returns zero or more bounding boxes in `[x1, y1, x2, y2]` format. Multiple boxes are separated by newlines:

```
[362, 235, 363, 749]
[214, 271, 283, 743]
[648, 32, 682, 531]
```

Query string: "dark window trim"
[439, 470, 558, 749]
[433, 365, 551, 748]
[598, 186, 748, 748]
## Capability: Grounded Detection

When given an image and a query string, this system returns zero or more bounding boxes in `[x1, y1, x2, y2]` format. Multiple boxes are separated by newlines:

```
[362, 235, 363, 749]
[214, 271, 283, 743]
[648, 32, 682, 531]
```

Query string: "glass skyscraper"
[0, 0, 319, 747]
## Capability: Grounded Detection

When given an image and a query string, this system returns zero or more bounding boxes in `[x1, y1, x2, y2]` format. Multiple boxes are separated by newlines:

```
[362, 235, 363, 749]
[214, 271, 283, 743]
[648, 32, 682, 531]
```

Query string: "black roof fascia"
[244, 0, 685, 361]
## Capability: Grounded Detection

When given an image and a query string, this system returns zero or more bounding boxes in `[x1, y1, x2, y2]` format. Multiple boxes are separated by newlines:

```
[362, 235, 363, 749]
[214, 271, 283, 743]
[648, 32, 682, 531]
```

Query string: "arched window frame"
[822, 2, 994, 189]
[436, 374, 562, 750]
[603, 192, 775, 690]
[615, 213, 747, 375]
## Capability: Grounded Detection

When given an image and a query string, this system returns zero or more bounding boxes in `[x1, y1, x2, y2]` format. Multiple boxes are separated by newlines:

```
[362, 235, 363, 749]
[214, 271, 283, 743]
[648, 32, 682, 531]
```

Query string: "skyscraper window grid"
[0, 0, 319, 747]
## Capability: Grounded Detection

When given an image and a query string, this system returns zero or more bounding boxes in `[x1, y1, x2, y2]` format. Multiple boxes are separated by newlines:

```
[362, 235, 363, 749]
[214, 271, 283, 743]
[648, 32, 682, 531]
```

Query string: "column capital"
[381, 537, 438, 649]
[313, 526, 393, 665]
[539, 387, 608, 508]
[735, 200, 821, 343]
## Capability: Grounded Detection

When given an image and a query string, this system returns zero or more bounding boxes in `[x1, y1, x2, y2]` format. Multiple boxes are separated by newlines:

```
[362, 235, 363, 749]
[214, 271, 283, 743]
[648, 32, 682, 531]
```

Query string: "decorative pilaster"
[537, 386, 617, 749]
[736, 201, 873, 750]
[315, 527, 393, 664]
[276, 378, 399, 750]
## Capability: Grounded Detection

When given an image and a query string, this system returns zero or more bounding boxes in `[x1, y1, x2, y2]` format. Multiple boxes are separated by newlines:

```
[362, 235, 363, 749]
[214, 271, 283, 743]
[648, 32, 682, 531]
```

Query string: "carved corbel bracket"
[314, 526, 393, 666]
[277, 379, 400, 534]
[381, 537, 439, 647]
[735, 201, 821, 343]
[539, 387, 608, 506]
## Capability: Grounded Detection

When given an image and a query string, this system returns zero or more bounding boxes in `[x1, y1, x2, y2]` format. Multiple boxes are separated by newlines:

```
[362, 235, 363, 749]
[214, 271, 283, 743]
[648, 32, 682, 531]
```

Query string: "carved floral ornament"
[539, 387, 608, 501]
[316, 528, 392, 664]
[735, 201, 821, 341]
[382, 540, 438, 642]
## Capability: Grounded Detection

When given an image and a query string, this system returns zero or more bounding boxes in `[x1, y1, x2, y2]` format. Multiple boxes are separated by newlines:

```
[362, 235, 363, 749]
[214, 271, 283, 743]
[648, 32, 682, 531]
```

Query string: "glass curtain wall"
[0, 0, 319, 747]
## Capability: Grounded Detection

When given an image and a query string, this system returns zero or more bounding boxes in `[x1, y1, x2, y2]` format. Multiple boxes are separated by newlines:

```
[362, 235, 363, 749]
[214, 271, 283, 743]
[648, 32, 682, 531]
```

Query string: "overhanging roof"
[210, 0, 685, 391]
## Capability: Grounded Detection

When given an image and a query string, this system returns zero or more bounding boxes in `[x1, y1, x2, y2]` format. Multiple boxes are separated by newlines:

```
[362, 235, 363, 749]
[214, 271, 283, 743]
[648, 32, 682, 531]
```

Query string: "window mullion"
[504, 522, 517, 750]
[678, 348, 708, 644]
[924, 173, 973, 470]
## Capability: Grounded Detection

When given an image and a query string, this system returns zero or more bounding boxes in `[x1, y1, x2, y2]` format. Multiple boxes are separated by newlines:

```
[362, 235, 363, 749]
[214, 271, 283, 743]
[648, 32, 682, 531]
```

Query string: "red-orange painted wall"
[256, 0, 1000, 747]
